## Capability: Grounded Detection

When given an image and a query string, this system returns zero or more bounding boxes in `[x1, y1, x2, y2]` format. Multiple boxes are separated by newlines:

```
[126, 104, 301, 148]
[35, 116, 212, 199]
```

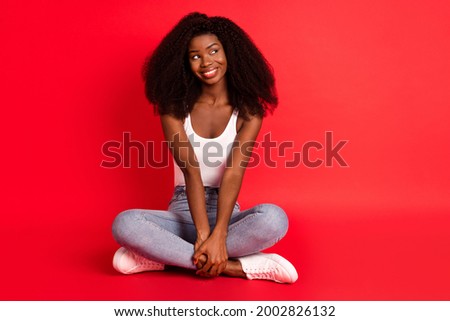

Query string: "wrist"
[211, 227, 228, 240]
[196, 228, 210, 240]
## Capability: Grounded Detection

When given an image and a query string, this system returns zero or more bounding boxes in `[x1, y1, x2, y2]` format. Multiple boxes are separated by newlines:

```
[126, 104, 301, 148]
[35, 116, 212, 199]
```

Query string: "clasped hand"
[193, 231, 228, 277]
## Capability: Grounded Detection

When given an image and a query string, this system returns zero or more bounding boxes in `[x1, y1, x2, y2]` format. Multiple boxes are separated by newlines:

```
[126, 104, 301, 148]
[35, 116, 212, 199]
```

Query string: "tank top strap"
[184, 112, 192, 132]
[227, 108, 239, 136]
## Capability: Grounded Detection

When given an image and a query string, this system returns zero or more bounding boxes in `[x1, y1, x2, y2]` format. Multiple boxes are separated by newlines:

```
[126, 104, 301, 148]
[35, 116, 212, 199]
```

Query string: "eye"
[210, 49, 218, 55]
[191, 55, 200, 60]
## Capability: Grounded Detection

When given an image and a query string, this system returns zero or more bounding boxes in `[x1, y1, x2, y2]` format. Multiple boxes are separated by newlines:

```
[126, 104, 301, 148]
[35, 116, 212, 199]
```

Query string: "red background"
[1, 0, 449, 300]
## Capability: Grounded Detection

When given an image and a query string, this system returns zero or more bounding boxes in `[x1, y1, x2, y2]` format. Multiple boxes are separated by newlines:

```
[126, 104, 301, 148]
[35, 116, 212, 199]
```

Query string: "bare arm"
[160, 114, 210, 241]
[216, 113, 263, 236]
[193, 113, 263, 276]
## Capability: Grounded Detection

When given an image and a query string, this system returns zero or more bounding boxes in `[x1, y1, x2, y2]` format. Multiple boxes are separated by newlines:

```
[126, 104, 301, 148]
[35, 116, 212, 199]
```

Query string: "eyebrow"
[188, 42, 219, 53]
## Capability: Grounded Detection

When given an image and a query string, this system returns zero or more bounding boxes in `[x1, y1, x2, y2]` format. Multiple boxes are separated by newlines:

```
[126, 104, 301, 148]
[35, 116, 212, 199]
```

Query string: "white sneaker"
[237, 253, 298, 283]
[113, 247, 165, 274]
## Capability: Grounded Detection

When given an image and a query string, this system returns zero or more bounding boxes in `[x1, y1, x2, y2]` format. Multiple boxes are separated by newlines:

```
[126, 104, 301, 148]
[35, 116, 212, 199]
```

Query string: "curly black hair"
[142, 12, 278, 120]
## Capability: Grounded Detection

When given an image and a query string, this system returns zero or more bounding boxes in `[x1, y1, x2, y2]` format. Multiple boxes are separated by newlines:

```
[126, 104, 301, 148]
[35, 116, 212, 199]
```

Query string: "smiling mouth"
[201, 68, 218, 79]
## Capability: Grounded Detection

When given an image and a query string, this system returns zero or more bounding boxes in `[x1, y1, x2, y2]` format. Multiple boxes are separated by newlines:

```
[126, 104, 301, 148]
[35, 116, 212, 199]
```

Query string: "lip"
[200, 67, 218, 79]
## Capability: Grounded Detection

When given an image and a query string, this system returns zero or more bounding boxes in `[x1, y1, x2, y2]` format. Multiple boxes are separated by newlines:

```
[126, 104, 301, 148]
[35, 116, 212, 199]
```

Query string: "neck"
[199, 79, 229, 107]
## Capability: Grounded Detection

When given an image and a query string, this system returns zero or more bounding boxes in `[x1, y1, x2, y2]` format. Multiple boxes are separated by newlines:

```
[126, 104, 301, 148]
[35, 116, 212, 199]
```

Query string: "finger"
[209, 265, 219, 277]
[194, 253, 207, 268]
[195, 255, 207, 269]
[196, 270, 212, 278]
[192, 249, 205, 264]
[217, 261, 228, 275]
[192, 251, 200, 261]
[201, 260, 213, 273]
[193, 245, 208, 258]
[213, 261, 225, 276]
[197, 254, 207, 267]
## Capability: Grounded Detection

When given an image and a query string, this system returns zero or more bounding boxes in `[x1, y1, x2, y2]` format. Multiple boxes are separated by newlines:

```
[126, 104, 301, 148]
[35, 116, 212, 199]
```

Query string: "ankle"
[223, 259, 246, 278]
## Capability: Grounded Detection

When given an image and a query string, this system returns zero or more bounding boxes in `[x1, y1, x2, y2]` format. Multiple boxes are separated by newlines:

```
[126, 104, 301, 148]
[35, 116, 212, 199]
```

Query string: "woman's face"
[187, 33, 227, 86]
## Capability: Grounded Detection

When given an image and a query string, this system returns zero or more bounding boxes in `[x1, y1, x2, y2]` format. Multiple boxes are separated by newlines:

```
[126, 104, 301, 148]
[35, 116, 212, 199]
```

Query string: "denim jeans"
[112, 186, 289, 269]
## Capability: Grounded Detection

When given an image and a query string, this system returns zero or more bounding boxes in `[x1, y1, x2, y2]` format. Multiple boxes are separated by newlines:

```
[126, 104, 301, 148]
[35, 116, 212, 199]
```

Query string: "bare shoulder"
[237, 112, 263, 133]
[160, 113, 184, 127]
[160, 113, 187, 140]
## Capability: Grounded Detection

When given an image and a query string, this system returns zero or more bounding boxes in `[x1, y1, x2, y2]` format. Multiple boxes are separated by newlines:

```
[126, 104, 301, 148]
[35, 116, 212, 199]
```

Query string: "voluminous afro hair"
[142, 12, 278, 120]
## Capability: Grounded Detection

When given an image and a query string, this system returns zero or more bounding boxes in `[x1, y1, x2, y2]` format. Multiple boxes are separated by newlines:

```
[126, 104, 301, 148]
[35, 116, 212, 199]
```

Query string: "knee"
[258, 203, 289, 239]
[111, 209, 141, 244]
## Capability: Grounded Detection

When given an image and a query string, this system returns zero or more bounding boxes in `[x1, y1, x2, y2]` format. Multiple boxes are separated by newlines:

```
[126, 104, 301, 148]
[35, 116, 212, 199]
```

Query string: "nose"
[200, 55, 213, 68]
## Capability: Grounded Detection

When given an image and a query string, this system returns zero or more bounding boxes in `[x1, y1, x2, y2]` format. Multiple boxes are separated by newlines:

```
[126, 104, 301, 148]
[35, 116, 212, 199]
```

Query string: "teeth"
[203, 69, 216, 76]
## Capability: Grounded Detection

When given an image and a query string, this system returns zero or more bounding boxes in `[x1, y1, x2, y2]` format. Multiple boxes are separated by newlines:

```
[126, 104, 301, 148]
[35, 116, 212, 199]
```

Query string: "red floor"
[2, 204, 449, 301]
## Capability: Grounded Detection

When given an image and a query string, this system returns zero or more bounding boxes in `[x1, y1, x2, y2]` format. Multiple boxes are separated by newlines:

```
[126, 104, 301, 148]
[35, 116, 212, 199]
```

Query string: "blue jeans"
[112, 186, 289, 269]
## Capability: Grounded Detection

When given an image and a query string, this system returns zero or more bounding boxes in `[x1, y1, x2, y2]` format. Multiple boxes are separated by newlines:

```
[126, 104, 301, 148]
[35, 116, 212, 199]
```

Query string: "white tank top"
[173, 108, 239, 187]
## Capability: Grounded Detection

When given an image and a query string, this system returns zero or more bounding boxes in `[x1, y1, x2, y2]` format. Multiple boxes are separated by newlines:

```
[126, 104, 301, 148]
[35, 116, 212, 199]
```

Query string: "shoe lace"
[131, 252, 161, 268]
[249, 266, 278, 278]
